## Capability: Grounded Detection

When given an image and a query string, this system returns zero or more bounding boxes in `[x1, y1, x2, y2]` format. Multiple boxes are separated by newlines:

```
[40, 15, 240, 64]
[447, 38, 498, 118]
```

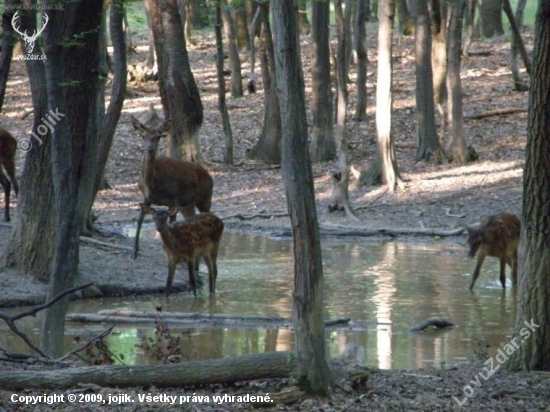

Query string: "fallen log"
[274, 226, 465, 238]
[409, 317, 456, 332]
[0, 351, 294, 390]
[66, 311, 378, 330]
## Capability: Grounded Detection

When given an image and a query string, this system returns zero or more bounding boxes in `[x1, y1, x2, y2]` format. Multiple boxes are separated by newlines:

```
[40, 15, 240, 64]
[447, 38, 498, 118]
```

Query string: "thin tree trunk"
[216, 0, 234, 164]
[508, 0, 528, 91]
[447, 0, 467, 164]
[462, 0, 476, 56]
[271, 0, 333, 395]
[221, 0, 244, 97]
[354, 0, 368, 121]
[412, 0, 441, 162]
[0, 0, 18, 113]
[503, 0, 530, 92]
[309, 0, 335, 161]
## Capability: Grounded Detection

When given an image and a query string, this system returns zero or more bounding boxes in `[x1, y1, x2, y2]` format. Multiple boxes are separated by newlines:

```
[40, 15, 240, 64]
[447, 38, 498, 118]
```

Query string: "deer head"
[12, 11, 49, 54]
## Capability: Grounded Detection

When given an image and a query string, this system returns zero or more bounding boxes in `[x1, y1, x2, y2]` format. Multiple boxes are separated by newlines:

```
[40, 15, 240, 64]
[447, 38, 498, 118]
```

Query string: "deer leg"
[165, 260, 177, 298]
[204, 256, 215, 295]
[511, 250, 518, 286]
[3, 155, 18, 196]
[131, 207, 147, 259]
[187, 259, 197, 297]
[469, 254, 486, 290]
[499, 258, 507, 289]
[0, 172, 11, 222]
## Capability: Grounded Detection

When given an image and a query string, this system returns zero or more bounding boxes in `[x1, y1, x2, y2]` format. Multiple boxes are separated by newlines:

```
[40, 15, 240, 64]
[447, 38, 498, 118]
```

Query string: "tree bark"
[508, 0, 528, 91]
[41, 1, 103, 358]
[430, 0, 447, 141]
[81, 0, 127, 235]
[0, 352, 294, 390]
[309, 0, 335, 161]
[0, 0, 18, 113]
[246, 3, 282, 164]
[354, 0, 368, 121]
[271, 0, 333, 395]
[147, 0, 204, 162]
[480, 0, 504, 37]
[502, 0, 530, 92]
[221, 0, 244, 97]
[462, 0, 476, 56]
[507, 0, 550, 372]
[412, 0, 441, 162]
[216, 0, 234, 164]
[3, 2, 55, 283]
[365, 0, 401, 191]
[447, 0, 467, 164]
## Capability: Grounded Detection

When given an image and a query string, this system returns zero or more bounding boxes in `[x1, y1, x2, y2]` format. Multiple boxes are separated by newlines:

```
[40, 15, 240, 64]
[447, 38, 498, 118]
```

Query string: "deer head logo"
[12, 11, 49, 54]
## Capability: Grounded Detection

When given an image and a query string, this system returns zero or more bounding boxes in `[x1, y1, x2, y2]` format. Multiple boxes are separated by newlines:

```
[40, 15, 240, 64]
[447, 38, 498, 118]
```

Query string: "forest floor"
[0, 25, 542, 411]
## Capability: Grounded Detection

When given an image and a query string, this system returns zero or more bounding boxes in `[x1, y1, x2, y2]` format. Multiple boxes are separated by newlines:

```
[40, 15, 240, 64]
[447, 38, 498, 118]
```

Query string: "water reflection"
[1, 232, 518, 370]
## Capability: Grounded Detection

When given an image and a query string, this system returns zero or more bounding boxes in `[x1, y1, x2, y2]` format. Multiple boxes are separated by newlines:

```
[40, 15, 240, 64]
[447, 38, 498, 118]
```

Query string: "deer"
[0, 128, 19, 222]
[141, 204, 224, 297]
[465, 212, 521, 290]
[131, 116, 213, 259]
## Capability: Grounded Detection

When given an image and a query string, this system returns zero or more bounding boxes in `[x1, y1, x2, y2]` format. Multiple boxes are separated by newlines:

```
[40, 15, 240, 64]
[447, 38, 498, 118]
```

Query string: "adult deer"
[0, 128, 19, 222]
[466, 212, 521, 290]
[131, 117, 213, 259]
[141, 204, 224, 297]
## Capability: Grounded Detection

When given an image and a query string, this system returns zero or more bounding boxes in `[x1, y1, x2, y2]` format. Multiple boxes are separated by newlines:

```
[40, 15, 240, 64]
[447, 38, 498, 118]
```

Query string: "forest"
[0, 0, 549, 410]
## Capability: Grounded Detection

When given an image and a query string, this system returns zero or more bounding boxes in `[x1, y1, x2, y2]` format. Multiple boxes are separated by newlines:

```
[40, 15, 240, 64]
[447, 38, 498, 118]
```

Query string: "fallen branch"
[66, 311, 367, 330]
[221, 211, 289, 220]
[465, 108, 526, 120]
[79, 236, 133, 252]
[0, 283, 93, 359]
[273, 225, 465, 238]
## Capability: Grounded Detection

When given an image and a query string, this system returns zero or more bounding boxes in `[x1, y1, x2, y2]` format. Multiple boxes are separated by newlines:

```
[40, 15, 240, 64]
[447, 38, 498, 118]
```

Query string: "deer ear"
[131, 116, 147, 133]
[168, 206, 179, 217]
[140, 203, 154, 215]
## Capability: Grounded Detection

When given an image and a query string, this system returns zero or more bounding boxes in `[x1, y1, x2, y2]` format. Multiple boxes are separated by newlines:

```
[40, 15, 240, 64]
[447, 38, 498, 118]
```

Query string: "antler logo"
[12, 11, 49, 54]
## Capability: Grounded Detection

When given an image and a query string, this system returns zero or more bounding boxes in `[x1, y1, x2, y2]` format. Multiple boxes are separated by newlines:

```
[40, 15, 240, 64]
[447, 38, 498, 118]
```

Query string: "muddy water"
[0, 231, 518, 370]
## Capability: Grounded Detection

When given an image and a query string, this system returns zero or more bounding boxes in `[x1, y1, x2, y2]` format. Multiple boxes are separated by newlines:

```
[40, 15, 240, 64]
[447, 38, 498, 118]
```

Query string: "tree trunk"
[4, 5, 55, 283]
[503, 0, 530, 91]
[246, 3, 281, 164]
[361, 0, 401, 191]
[396, 0, 414, 36]
[271, 0, 333, 395]
[462, 0, 476, 56]
[147, 0, 204, 162]
[0, 0, 18, 113]
[431, 0, 447, 146]
[309, 0, 335, 161]
[507, 0, 550, 372]
[480, 0, 504, 37]
[412, 0, 441, 162]
[216, 0, 234, 165]
[509, 0, 528, 91]
[233, 5, 250, 51]
[82, 0, 128, 235]
[354, 0, 368, 121]
[144, 0, 157, 68]
[41, 1, 103, 358]
[0, 352, 294, 390]
[221, 0, 244, 97]
[447, 0, 467, 164]
[298, 1, 311, 35]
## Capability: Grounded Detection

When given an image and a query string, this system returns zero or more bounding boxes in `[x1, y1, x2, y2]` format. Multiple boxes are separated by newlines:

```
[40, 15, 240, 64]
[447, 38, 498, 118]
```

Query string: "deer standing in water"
[0, 128, 19, 222]
[141, 204, 224, 297]
[131, 116, 213, 259]
[466, 212, 520, 290]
